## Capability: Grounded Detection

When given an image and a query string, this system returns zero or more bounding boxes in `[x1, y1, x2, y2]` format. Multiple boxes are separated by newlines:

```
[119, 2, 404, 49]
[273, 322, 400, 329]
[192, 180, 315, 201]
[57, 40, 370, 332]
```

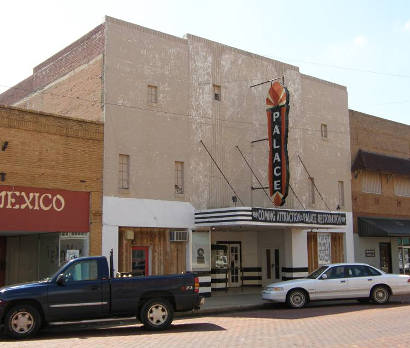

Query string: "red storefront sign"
[0, 186, 90, 232]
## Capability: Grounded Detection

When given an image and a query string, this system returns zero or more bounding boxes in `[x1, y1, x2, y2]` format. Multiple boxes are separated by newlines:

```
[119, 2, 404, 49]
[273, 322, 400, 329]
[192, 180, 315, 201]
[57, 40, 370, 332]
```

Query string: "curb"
[43, 303, 267, 332]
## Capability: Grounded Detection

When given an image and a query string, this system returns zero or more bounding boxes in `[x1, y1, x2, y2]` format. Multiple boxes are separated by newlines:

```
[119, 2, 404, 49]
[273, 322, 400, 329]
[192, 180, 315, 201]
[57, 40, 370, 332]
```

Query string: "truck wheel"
[4, 304, 42, 339]
[140, 298, 174, 331]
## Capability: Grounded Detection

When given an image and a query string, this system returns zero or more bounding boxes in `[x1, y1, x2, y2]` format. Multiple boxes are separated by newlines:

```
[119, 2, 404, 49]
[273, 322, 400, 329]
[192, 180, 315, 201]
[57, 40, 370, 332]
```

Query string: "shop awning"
[358, 217, 410, 237]
[352, 149, 410, 176]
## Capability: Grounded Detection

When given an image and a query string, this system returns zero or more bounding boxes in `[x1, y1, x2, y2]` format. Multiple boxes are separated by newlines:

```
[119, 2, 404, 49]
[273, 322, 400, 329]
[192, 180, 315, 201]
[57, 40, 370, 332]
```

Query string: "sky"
[0, 0, 409, 125]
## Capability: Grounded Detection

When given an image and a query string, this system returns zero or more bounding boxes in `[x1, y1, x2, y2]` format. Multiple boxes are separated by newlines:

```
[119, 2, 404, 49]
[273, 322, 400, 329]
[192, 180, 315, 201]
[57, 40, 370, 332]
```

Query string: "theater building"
[350, 110, 410, 274]
[0, 106, 103, 286]
[0, 17, 353, 295]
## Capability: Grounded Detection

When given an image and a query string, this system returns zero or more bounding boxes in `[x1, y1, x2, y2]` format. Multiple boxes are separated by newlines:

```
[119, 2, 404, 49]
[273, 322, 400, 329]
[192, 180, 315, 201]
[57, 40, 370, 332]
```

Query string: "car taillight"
[194, 277, 200, 293]
[407, 278, 410, 283]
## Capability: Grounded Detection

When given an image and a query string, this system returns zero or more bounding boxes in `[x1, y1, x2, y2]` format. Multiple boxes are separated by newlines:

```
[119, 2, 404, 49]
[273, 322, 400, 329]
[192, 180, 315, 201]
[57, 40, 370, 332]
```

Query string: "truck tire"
[4, 303, 42, 339]
[140, 298, 174, 331]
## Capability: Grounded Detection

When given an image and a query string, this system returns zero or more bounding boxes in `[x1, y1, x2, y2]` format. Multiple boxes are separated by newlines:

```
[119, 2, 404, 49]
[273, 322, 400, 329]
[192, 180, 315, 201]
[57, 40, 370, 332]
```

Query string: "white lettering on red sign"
[0, 191, 66, 212]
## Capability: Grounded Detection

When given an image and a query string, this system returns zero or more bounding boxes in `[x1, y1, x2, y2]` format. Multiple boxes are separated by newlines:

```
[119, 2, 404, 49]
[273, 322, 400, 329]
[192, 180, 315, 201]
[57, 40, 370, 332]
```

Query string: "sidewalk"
[191, 287, 266, 316]
[45, 290, 410, 332]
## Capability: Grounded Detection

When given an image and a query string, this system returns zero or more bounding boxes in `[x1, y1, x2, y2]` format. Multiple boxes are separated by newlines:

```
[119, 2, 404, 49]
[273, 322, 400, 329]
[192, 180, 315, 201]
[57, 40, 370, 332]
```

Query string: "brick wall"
[349, 110, 410, 233]
[0, 105, 104, 254]
[0, 23, 105, 118]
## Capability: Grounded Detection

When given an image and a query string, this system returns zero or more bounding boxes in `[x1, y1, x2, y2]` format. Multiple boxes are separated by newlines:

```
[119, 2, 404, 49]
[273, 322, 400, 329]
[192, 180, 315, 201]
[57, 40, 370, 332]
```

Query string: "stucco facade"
[0, 17, 353, 293]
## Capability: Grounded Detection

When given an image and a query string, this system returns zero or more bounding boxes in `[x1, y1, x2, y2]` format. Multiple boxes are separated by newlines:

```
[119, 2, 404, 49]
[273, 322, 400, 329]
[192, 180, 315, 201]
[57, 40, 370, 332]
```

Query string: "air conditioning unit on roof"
[170, 230, 188, 242]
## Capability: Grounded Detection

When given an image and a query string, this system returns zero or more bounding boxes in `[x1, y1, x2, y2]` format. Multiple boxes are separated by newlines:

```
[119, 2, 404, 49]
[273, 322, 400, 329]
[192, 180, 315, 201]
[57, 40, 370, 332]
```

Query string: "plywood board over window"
[118, 227, 186, 276]
[307, 232, 344, 273]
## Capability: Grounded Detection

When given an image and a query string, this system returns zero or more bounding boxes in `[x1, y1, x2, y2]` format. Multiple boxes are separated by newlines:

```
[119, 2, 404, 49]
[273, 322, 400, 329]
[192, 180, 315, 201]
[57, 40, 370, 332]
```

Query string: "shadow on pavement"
[0, 322, 226, 342]
[216, 297, 410, 320]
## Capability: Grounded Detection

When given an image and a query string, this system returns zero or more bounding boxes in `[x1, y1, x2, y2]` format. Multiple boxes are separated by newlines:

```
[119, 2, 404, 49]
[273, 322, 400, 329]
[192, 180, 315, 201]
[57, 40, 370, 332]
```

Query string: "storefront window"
[59, 232, 89, 266]
[398, 238, 410, 275]
[192, 231, 210, 270]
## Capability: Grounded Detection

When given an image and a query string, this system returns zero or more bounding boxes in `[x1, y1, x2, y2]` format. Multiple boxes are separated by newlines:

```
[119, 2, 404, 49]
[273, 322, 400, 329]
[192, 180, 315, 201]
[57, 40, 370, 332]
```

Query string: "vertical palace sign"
[266, 82, 290, 206]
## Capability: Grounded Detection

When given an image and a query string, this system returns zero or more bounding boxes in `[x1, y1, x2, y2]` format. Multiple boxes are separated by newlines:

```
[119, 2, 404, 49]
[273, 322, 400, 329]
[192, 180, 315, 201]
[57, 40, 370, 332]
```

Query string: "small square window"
[147, 85, 158, 104]
[321, 124, 328, 138]
[213, 85, 221, 101]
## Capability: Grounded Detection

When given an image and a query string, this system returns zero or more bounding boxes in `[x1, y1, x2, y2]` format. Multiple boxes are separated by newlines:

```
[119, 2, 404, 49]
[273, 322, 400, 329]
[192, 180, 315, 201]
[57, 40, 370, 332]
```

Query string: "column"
[283, 228, 309, 280]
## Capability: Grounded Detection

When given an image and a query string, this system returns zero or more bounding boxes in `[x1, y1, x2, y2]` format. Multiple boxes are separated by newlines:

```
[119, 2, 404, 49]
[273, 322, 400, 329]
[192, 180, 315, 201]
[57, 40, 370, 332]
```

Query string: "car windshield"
[306, 265, 329, 279]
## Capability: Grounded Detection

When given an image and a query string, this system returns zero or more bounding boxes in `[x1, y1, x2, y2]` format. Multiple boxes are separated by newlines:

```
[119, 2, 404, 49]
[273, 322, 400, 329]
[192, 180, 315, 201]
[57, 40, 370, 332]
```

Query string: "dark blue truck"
[0, 254, 203, 339]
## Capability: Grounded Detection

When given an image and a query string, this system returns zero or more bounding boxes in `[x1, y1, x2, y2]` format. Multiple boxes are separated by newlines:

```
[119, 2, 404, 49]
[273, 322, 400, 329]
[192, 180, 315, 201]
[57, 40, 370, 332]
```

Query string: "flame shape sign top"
[265, 81, 290, 206]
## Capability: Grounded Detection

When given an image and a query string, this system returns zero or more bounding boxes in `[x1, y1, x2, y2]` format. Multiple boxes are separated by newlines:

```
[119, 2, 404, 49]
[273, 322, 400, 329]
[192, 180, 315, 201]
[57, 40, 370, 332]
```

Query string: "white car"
[262, 263, 410, 308]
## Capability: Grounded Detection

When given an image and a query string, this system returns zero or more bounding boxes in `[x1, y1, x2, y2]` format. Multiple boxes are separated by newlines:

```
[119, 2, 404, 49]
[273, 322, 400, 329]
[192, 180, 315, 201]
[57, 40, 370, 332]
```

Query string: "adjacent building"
[0, 106, 103, 286]
[350, 110, 410, 275]
[0, 17, 353, 295]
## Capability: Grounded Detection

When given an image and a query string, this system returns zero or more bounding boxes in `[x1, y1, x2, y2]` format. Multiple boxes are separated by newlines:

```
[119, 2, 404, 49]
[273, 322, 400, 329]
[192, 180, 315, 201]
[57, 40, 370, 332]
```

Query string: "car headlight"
[267, 287, 284, 292]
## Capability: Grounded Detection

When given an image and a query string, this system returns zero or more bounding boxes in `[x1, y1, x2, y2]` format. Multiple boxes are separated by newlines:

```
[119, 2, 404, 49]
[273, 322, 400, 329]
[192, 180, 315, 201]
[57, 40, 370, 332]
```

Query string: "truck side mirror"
[56, 273, 65, 286]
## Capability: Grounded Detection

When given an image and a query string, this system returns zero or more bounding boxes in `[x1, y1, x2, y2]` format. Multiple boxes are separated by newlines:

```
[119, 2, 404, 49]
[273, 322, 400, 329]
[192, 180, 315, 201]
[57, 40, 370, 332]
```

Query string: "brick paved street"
[1, 299, 410, 348]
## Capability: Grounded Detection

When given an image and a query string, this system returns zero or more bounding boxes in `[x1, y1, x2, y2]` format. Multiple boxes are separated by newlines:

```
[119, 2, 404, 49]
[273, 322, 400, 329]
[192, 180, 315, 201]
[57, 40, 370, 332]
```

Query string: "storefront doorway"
[399, 247, 410, 275]
[263, 248, 280, 283]
[379, 242, 392, 273]
[131, 246, 149, 276]
[217, 242, 241, 288]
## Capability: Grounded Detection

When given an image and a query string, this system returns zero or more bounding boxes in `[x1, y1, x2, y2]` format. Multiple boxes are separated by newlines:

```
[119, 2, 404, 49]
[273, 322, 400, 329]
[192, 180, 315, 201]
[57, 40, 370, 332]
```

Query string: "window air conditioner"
[169, 230, 188, 242]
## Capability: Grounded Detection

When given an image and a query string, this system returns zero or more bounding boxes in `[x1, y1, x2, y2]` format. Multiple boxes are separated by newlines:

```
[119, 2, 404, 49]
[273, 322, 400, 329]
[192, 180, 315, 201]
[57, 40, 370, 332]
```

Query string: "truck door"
[47, 259, 107, 321]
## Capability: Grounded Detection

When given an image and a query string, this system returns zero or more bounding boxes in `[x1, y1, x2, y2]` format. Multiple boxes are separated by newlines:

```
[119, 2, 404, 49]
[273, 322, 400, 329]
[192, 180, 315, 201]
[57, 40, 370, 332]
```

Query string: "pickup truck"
[0, 254, 203, 339]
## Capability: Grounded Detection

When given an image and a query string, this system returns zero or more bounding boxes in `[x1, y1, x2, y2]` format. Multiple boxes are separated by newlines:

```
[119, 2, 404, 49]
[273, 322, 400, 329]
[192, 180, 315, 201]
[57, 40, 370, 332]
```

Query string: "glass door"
[228, 244, 241, 287]
[132, 246, 149, 276]
[379, 242, 392, 273]
[398, 247, 410, 275]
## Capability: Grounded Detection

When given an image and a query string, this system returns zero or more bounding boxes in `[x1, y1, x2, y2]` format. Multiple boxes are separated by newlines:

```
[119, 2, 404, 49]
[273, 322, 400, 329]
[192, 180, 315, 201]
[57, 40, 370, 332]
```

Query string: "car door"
[346, 265, 377, 297]
[312, 265, 349, 300]
[47, 259, 106, 321]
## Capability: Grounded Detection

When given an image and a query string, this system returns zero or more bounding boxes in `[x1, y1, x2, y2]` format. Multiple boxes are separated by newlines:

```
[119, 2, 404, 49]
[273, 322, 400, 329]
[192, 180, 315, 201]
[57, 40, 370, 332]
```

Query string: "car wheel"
[371, 285, 390, 304]
[140, 298, 174, 330]
[4, 304, 42, 339]
[286, 289, 307, 309]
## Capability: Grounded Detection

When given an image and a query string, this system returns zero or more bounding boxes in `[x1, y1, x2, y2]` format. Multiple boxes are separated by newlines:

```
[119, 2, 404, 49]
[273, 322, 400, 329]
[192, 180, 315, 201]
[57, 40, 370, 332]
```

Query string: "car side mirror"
[56, 273, 65, 286]
[320, 274, 328, 280]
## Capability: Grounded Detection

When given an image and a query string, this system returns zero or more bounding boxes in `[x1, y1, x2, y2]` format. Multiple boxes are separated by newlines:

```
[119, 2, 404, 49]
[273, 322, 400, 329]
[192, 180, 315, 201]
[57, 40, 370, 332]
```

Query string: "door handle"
[91, 285, 99, 290]
[368, 279, 373, 281]
[340, 280, 346, 283]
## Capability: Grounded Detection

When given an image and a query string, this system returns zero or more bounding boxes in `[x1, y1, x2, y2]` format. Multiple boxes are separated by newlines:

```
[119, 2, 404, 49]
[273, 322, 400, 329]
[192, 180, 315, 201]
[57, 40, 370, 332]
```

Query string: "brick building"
[0, 17, 353, 295]
[0, 106, 103, 286]
[350, 110, 410, 274]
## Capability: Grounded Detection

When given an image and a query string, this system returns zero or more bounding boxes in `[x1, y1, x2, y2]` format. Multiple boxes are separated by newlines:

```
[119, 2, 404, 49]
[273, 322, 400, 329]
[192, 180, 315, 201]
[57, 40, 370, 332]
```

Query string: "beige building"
[0, 17, 353, 294]
[350, 110, 410, 274]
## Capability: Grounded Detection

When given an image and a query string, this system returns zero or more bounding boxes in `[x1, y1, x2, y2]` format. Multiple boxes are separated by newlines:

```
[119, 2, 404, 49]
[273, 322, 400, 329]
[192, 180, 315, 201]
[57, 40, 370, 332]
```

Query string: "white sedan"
[262, 263, 410, 308]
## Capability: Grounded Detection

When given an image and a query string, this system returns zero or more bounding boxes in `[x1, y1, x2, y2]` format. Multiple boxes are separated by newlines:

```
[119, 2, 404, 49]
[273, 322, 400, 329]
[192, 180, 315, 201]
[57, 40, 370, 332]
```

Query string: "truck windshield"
[306, 265, 329, 279]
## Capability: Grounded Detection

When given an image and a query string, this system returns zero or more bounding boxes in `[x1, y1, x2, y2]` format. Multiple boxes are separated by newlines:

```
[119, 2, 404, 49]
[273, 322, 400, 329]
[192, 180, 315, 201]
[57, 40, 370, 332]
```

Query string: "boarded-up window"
[119, 154, 129, 189]
[394, 176, 410, 197]
[308, 232, 344, 272]
[362, 171, 381, 194]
